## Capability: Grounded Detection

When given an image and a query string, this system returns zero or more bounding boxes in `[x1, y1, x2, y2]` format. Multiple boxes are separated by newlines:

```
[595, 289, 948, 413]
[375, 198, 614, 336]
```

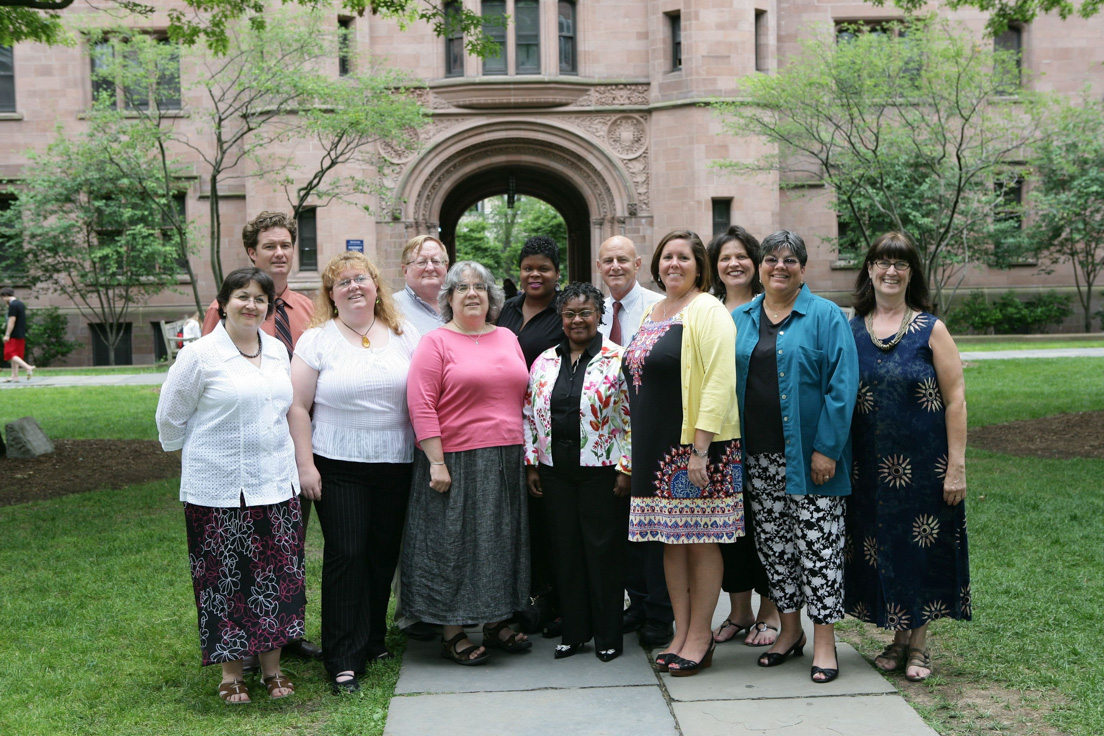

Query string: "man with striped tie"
[201, 210, 320, 663]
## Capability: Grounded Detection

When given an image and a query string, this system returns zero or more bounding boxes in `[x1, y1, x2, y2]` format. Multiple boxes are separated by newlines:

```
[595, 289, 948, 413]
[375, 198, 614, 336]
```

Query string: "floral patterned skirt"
[628, 439, 744, 544]
[184, 497, 307, 666]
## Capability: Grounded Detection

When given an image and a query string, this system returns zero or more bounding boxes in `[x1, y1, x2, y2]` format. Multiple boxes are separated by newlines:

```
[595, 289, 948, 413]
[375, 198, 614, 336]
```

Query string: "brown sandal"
[874, 642, 909, 672]
[482, 621, 532, 653]
[905, 648, 932, 681]
[441, 631, 490, 665]
[218, 679, 251, 704]
[262, 673, 295, 699]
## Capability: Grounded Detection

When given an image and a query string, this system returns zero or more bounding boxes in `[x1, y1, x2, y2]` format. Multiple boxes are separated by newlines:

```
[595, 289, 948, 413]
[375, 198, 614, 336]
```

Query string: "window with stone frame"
[558, 1, 577, 74]
[669, 12, 682, 71]
[754, 10, 768, 72]
[444, 1, 466, 76]
[90, 34, 181, 112]
[994, 25, 1023, 93]
[298, 207, 318, 272]
[712, 198, 732, 237]
[338, 17, 355, 77]
[0, 46, 15, 113]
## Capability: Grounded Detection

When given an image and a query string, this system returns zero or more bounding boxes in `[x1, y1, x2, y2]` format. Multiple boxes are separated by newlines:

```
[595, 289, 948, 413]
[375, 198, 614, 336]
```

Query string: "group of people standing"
[156, 210, 970, 704]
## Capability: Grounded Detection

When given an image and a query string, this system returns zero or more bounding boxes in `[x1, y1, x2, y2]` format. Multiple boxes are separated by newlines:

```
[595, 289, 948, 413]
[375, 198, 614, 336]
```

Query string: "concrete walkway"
[0, 372, 167, 389]
[384, 598, 936, 736]
[958, 347, 1104, 361]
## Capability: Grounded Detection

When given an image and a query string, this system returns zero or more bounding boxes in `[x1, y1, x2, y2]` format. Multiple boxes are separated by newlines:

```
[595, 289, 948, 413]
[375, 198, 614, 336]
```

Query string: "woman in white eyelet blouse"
[156, 267, 304, 704]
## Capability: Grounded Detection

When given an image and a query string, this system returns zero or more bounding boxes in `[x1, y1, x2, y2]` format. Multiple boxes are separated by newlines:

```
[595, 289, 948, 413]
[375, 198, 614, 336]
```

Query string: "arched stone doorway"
[437, 165, 591, 282]
[378, 120, 650, 288]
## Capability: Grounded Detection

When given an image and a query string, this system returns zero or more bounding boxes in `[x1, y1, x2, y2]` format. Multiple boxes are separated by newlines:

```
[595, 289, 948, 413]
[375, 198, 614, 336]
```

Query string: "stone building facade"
[1, 0, 1101, 364]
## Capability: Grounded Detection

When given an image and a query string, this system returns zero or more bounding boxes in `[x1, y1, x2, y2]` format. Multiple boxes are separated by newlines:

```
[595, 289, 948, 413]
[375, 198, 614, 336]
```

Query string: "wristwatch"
[690, 446, 709, 459]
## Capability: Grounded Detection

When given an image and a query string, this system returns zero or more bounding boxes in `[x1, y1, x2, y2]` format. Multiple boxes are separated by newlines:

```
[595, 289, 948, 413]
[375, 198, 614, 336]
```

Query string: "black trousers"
[313, 455, 411, 676]
[540, 447, 630, 651]
[625, 540, 673, 625]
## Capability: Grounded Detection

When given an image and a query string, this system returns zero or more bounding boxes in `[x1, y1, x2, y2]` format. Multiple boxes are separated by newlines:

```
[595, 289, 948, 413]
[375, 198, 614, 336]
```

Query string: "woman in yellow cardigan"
[622, 230, 742, 677]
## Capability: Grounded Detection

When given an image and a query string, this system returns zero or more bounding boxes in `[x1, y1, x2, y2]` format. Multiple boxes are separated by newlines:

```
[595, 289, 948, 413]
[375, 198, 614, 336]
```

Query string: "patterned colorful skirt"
[628, 439, 744, 544]
[183, 496, 306, 666]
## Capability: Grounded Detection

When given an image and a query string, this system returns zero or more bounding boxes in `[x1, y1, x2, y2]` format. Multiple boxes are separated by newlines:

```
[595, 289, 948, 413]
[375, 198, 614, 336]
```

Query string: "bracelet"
[690, 446, 709, 459]
[430, 461, 446, 466]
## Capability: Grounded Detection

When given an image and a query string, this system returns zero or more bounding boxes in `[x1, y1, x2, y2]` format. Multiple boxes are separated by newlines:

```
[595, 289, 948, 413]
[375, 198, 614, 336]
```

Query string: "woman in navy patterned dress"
[844, 232, 970, 682]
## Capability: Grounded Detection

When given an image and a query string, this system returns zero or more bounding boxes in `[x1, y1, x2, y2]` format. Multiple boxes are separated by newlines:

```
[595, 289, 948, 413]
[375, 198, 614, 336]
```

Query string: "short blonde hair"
[309, 252, 404, 335]
[401, 235, 448, 266]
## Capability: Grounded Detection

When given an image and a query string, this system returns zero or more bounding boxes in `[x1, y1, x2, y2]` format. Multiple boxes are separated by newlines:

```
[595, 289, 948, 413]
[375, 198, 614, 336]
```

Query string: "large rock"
[4, 417, 55, 459]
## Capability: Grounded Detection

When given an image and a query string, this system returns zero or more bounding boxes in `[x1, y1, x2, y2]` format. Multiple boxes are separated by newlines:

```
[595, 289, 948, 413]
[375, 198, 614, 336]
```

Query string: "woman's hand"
[613, 472, 631, 497]
[429, 462, 452, 493]
[810, 451, 836, 486]
[526, 467, 543, 498]
[943, 467, 967, 506]
[688, 452, 710, 489]
[299, 463, 322, 501]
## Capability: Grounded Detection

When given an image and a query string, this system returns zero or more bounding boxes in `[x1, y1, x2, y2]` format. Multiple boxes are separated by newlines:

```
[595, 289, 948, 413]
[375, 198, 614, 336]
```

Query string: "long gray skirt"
[401, 445, 530, 625]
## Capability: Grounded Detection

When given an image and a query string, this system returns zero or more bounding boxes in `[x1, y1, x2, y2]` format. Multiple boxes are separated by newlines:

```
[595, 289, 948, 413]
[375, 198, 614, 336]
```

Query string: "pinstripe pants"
[313, 455, 411, 676]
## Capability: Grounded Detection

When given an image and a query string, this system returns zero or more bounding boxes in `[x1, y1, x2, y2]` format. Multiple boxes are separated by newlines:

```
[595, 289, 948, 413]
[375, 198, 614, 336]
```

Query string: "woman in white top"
[288, 252, 420, 695]
[156, 267, 304, 705]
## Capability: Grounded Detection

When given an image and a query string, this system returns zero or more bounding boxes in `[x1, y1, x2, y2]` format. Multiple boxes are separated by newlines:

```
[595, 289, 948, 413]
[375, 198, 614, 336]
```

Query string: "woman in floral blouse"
[523, 282, 632, 662]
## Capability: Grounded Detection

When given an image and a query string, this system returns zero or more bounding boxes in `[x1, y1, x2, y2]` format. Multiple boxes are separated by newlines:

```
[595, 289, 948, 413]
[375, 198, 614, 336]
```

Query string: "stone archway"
[377, 120, 649, 288]
[437, 165, 591, 282]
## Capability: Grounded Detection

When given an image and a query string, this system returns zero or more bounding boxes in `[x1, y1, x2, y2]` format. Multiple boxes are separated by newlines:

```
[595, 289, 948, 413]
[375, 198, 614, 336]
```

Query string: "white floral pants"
[747, 452, 845, 625]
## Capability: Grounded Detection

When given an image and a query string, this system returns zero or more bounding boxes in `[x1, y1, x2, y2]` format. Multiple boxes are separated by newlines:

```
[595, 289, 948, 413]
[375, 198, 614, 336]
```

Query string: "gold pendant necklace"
[339, 315, 377, 348]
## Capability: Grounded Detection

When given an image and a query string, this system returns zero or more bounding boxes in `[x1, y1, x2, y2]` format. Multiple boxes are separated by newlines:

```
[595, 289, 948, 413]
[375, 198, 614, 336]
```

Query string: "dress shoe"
[597, 648, 622, 662]
[553, 642, 585, 659]
[542, 618, 563, 639]
[638, 619, 674, 647]
[811, 646, 840, 683]
[283, 638, 323, 660]
[402, 621, 441, 642]
[668, 641, 716, 677]
[757, 633, 807, 667]
[622, 606, 645, 633]
[331, 676, 360, 695]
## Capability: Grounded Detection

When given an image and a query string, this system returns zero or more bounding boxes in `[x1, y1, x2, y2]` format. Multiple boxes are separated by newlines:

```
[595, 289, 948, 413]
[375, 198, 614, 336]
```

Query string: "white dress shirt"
[599, 281, 664, 346]
[392, 286, 444, 339]
[156, 321, 300, 507]
[294, 319, 420, 463]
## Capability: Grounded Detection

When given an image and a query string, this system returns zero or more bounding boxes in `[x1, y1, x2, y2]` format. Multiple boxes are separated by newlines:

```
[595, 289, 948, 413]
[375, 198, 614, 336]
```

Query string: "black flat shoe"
[283, 638, 324, 660]
[331, 676, 360, 695]
[596, 648, 621, 662]
[554, 642, 586, 659]
[668, 641, 715, 677]
[811, 646, 839, 683]
[757, 634, 807, 667]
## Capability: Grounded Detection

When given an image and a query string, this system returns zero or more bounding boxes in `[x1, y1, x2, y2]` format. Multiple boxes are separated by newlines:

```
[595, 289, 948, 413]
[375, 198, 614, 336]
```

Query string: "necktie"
[610, 301, 623, 345]
[274, 298, 294, 357]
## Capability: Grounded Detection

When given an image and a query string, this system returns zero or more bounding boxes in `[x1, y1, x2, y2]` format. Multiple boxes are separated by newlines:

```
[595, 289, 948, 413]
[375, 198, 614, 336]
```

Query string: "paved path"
[958, 347, 1104, 361]
[384, 597, 936, 736]
[0, 372, 167, 389]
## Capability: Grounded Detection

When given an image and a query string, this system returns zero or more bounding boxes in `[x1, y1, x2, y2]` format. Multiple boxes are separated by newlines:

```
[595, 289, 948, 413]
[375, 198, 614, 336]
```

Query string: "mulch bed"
[1, 411, 1102, 508]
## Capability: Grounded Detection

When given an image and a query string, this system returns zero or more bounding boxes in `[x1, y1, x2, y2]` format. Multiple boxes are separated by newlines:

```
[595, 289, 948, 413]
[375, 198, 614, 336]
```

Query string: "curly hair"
[242, 211, 297, 256]
[309, 252, 404, 335]
[555, 281, 605, 317]
[708, 225, 763, 300]
[518, 235, 561, 271]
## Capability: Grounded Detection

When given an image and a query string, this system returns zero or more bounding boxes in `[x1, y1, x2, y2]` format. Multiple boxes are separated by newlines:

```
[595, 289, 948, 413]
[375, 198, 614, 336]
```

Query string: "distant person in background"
[200, 211, 320, 663]
[593, 236, 670, 648]
[2, 287, 35, 382]
[502, 278, 519, 300]
[182, 312, 202, 342]
[392, 235, 449, 337]
[845, 231, 970, 683]
[156, 267, 305, 704]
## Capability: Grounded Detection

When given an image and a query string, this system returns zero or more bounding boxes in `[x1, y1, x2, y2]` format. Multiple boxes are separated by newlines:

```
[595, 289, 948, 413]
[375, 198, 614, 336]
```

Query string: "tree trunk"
[209, 173, 223, 287]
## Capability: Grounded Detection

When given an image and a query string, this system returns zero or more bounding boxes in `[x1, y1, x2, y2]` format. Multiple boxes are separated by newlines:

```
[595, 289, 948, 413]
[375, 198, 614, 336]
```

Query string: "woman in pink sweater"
[403, 261, 532, 666]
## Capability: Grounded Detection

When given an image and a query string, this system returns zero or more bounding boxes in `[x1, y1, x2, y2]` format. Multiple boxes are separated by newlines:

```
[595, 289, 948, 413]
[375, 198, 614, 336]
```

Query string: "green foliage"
[1026, 94, 1104, 331]
[0, 129, 182, 365]
[715, 18, 1045, 314]
[2, 0, 498, 60]
[870, 0, 1104, 38]
[25, 307, 80, 368]
[946, 289, 1073, 334]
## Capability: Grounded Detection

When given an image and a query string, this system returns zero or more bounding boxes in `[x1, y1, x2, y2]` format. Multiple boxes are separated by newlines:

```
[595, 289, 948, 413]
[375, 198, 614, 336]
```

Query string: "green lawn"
[2, 359, 1103, 735]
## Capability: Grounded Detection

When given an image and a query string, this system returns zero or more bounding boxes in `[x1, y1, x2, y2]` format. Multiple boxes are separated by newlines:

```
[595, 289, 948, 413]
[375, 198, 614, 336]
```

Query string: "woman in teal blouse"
[732, 230, 858, 684]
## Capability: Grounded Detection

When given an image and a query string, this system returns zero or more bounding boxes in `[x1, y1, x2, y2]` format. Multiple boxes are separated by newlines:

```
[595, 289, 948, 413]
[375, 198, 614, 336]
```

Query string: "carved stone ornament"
[379, 126, 422, 164]
[575, 84, 650, 108]
[606, 116, 647, 159]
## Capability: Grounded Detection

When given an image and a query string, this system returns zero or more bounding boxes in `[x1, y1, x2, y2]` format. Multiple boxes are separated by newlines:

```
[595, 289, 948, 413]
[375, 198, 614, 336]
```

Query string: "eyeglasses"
[406, 258, 448, 269]
[232, 294, 268, 306]
[454, 282, 487, 294]
[762, 256, 801, 268]
[873, 259, 911, 271]
[336, 275, 372, 289]
[562, 309, 596, 320]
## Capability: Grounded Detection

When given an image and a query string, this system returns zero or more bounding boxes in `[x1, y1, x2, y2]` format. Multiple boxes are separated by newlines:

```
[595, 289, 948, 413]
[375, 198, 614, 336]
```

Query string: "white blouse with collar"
[156, 321, 300, 507]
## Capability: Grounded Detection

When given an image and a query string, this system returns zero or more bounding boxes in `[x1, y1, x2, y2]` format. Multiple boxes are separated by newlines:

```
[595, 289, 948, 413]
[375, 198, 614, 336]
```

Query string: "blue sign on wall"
[346, 239, 364, 252]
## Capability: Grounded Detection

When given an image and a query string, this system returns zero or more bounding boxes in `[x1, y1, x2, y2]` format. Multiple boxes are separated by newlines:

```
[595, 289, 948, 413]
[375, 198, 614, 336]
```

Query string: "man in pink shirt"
[201, 211, 320, 663]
